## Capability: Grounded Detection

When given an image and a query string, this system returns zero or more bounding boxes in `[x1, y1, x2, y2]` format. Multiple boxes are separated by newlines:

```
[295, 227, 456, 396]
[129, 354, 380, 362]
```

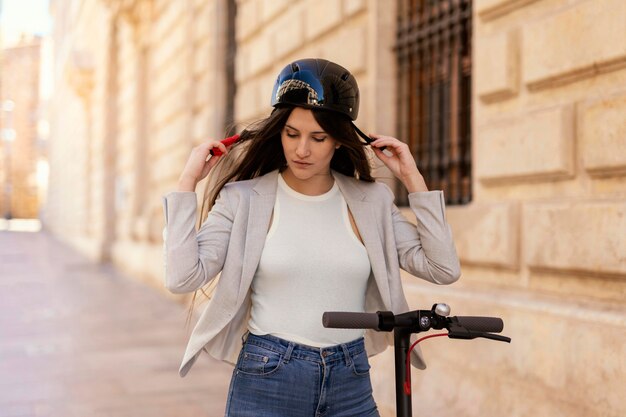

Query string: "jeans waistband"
[244, 333, 366, 366]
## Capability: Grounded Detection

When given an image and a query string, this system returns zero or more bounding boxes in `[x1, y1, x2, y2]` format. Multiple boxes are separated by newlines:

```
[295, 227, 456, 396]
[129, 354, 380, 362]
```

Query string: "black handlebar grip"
[455, 316, 504, 333]
[322, 312, 380, 330]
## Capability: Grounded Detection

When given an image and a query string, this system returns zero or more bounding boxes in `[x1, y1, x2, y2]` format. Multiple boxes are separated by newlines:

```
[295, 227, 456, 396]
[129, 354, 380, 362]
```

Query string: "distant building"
[47, 1, 626, 416]
[0, 35, 43, 219]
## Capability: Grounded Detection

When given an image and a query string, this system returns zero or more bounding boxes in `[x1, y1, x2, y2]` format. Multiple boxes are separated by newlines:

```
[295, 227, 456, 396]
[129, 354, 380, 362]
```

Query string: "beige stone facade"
[0, 37, 43, 219]
[45, 0, 625, 416]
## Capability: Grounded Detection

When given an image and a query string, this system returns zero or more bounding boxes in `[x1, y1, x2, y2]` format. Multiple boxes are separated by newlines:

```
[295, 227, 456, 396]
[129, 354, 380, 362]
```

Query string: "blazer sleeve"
[162, 189, 234, 294]
[391, 189, 461, 285]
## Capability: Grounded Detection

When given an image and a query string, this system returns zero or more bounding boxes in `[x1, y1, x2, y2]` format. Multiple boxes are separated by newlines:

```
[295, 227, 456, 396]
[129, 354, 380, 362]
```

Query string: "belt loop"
[340, 343, 352, 366]
[241, 330, 250, 345]
[283, 342, 295, 363]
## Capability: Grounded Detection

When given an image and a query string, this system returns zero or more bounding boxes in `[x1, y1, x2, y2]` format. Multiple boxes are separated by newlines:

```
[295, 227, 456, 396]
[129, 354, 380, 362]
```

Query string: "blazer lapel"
[334, 173, 393, 308]
[237, 170, 279, 304]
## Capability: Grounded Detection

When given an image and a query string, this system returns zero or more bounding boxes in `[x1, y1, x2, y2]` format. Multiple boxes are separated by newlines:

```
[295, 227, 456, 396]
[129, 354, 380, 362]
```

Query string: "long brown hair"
[185, 105, 375, 327]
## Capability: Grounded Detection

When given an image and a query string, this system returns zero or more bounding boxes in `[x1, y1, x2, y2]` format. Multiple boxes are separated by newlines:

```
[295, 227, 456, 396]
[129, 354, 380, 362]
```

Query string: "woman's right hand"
[177, 140, 229, 191]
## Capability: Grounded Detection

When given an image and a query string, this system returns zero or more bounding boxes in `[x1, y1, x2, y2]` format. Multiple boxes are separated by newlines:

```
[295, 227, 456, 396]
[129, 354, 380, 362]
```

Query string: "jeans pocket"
[350, 351, 371, 377]
[236, 344, 284, 377]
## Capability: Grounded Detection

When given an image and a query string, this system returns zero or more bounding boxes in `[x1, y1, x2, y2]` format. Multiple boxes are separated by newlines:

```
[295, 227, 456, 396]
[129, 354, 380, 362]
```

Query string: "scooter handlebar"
[452, 316, 504, 333]
[323, 311, 506, 335]
[322, 311, 380, 330]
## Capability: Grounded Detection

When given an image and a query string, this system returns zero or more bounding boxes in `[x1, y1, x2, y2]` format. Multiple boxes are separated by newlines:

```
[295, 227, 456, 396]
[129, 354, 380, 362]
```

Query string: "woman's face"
[281, 107, 338, 182]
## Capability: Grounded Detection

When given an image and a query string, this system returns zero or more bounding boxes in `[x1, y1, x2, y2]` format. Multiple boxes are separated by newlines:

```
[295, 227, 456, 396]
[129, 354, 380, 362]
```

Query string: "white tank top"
[248, 173, 371, 347]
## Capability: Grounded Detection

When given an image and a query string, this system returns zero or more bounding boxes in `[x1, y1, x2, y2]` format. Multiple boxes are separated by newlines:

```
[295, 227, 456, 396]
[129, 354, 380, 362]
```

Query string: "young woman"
[162, 58, 461, 417]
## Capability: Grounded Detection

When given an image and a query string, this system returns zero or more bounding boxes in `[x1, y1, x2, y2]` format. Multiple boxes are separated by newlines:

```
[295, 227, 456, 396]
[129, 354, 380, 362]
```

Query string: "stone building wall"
[46, 0, 234, 283]
[46, 0, 108, 253]
[44, 0, 625, 416]
[395, 0, 625, 416]
[0, 38, 43, 219]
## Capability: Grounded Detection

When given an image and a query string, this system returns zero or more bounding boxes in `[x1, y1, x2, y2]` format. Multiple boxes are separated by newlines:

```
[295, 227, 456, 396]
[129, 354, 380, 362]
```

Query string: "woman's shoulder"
[219, 180, 255, 203]
[222, 179, 255, 193]
[219, 170, 277, 198]
[333, 171, 394, 201]
[364, 180, 395, 202]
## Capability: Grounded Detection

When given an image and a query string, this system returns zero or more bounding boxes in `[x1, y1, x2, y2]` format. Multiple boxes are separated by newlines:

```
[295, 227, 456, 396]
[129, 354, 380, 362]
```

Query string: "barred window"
[395, 0, 472, 205]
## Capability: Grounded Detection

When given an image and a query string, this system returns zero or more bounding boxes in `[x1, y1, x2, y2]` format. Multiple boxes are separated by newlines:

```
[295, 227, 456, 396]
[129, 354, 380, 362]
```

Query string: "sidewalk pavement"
[0, 226, 232, 417]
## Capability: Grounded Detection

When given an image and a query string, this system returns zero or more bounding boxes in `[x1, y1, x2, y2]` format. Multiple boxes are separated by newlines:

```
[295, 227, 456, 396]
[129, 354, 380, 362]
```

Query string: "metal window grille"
[395, 0, 472, 205]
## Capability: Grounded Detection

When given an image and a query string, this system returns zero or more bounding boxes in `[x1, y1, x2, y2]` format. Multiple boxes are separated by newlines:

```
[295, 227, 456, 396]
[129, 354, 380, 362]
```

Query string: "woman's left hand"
[370, 134, 429, 193]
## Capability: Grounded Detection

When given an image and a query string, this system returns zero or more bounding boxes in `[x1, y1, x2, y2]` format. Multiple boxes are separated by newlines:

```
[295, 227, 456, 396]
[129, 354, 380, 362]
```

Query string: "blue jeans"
[224, 333, 380, 417]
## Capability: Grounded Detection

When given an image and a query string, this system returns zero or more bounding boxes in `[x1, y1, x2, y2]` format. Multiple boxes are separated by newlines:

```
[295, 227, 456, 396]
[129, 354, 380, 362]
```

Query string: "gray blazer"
[162, 169, 460, 377]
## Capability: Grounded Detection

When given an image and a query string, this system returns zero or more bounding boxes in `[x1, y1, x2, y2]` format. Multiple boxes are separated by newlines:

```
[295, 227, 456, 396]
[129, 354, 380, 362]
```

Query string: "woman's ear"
[335, 144, 341, 149]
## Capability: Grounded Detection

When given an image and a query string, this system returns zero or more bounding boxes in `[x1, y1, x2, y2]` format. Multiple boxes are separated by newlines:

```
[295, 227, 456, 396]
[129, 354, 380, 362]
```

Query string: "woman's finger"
[181, 140, 228, 182]
[212, 141, 228, 156]
[372, 146, 396, 164]
[368, 133, 398, 142]
[370, 137, 407, 150]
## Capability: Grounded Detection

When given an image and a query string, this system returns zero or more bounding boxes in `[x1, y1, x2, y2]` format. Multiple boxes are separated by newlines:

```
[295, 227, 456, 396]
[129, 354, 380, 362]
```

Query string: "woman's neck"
[280, 169, 334, 196]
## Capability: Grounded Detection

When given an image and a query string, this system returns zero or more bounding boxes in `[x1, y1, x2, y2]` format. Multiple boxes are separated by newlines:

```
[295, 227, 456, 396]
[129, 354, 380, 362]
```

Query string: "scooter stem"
[394, 328, 413, 417]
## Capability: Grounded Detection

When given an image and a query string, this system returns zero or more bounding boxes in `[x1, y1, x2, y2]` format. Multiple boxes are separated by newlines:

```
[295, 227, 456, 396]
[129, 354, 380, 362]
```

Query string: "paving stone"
[0, 229, 231, 416]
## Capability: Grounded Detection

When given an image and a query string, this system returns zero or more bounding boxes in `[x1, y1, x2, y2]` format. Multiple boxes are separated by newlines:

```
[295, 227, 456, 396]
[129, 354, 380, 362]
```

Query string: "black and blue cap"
[271, 58, 377, 145]
[271, 58, 360, 121]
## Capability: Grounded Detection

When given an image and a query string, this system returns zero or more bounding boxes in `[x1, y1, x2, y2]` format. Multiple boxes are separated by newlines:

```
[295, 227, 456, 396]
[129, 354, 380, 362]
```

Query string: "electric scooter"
[323, 304, 511, 417]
